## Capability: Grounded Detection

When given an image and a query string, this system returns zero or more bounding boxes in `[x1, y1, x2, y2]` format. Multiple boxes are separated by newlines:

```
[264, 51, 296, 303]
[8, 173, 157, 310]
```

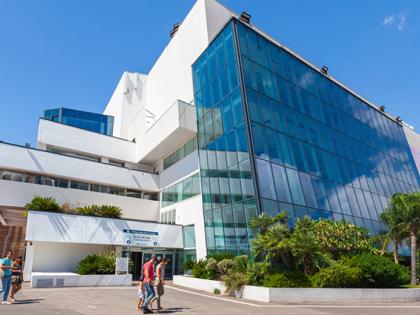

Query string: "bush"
[182, 260, 195, 273]
[345, 253, 410, 288]
[205, 258, 219, 280]
[76, 251, 123, 275]
[234, 255, 249, 274]
[77, 205, 122, 219]
[76, 254, 101, 275]
[207, 253, 235, 262]
[311, 262, 363, 288]
[25, 196, 61, 213]
[217, 259, 236, 277]
[221, 272, 247, 296]
[263, 271, 311, 288]
[213, 288, 221, 295]
[246, 261, 270, 286]
[192, 260, 209, 279]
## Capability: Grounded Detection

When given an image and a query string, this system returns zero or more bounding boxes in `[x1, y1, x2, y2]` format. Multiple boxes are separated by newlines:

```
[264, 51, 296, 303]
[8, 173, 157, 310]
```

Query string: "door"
[163, 253, 174, 279]
[131, 252, 143, 281]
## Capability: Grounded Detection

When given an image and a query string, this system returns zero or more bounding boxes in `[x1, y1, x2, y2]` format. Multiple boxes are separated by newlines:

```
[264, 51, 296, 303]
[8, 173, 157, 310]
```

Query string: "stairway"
[0, 226, 26, 258]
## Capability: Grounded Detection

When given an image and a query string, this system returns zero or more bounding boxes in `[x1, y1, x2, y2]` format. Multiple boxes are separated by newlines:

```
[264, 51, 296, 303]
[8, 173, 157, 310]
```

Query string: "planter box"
[31, 272, 132, 288]
[174, 275, 420, 303]
[173, 275, 226, 293]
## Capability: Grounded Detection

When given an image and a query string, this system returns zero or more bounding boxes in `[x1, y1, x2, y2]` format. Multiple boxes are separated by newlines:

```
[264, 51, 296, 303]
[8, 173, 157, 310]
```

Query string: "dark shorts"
[11, 275, 22, 285]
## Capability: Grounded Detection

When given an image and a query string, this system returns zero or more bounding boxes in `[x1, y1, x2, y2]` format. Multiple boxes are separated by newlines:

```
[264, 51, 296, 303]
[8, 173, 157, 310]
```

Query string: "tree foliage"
[314, 219, 375, 260]
[77, 204, 122, 218]
[25, 195, 61, 213]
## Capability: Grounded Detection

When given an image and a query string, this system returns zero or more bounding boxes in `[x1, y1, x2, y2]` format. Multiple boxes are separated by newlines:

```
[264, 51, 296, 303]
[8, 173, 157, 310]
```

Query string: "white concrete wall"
[0, 180, 160, 221]
[0, 142, 159, 191]
[103, 72, 147, 140]
[161, 195, 206, 259]
[137, 101, 197, 163]
[26, 211, 183, 248]
[37, 119, 137, 162]
[404, 125, 420, 175]
[29, 242, 110, 273]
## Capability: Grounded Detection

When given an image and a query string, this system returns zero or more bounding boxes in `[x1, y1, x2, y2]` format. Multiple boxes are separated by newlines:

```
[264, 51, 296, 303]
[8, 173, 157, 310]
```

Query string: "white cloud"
[397, 14, 407, 31]
[382, 15, 395, 26]
[381, 13, 408, 31]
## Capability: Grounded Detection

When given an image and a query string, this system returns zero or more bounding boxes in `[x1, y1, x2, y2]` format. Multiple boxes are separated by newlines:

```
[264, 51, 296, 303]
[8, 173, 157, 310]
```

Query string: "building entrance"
[123, 247, 177, 280]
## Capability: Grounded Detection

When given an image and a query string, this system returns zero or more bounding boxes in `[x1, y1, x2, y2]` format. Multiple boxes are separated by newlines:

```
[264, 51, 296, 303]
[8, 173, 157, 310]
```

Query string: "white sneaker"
[2, 301, 12, 305]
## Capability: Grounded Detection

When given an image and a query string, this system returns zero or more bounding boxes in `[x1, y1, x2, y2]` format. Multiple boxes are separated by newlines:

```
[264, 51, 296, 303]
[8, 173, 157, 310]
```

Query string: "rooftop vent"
[396, 116, 402, 123]
[239, 12, 251, 24]
[379, 105, 385, 112]
[25, 143, 31, 148]
[321, 66, 329, 75]
[170, 23, 180, 38]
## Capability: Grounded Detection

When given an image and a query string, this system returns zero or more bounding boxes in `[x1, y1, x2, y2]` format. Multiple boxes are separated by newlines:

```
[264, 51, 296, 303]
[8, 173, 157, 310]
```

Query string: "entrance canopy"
[26, 211, 183, 249]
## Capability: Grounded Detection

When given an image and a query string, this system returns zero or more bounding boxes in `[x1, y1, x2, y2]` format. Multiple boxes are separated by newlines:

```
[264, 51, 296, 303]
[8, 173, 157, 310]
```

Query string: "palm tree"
[390, 192, 420, 285]
[290, 216, 324, 275]
[249, 211, 293, 269]
[379, 201, 408, 264]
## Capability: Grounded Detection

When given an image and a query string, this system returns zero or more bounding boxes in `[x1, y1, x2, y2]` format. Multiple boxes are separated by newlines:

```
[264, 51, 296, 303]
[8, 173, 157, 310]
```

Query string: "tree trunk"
[411, 232, 417, 286]
[393, 238, 399, 264]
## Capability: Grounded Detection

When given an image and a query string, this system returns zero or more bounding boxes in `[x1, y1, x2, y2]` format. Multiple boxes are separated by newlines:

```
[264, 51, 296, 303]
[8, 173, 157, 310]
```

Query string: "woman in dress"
[10, 256, 23, 302]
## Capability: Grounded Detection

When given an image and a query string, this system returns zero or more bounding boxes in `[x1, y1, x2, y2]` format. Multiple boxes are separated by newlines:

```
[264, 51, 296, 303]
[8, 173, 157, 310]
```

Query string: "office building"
[0, 0, 418, 280]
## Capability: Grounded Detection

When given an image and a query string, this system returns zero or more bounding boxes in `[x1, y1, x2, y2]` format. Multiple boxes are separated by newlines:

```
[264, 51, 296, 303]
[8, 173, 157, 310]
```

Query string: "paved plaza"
[1, 283, 420, 315]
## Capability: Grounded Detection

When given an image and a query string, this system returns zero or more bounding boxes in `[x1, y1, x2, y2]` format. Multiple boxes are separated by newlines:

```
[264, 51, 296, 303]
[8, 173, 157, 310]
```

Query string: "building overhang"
[137, 100, 197, 164]
[25, 211, 184, 249]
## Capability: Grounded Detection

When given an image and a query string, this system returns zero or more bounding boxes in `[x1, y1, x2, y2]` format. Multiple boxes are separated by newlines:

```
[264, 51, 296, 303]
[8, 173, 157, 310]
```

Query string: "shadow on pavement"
[14, 298, 44, 304]
[156, 307, 190, 313]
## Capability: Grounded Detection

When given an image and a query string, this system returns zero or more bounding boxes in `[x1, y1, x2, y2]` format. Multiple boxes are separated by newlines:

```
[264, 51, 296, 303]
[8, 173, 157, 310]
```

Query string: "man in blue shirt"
[0, 250, 13, 305]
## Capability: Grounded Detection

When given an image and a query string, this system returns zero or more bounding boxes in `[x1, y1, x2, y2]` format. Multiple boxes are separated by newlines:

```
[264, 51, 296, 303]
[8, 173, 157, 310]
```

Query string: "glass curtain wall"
[43, 108, 114, 136]
[192, 22, 258, 255]
[235, 20, 420, 234]
[161, 173, 201, 208]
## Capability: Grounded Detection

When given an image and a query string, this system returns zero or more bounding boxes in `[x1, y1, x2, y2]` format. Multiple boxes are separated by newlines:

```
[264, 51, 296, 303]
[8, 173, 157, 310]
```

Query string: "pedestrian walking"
[10, 256, 23, 302]
[136, 275, 146, 311]
[142, 256, 156, 314]
[0, 250, 13, 305]
[154, 258, 167, 311]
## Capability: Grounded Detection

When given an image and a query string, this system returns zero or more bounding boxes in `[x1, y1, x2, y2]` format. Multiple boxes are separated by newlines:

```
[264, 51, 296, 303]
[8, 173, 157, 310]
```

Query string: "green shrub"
[192, 260, 209, 279]
[263, 271, 311, 288]
[76, 254, 101, 275]
[345, 253, 410, 288]
[25, 196, 61, 213]
[213, 288, 221, 295]
[77, 205, 122, 219]
[221, 272, 247, 296]
[217, 259, 236, 277]
[182, 260, 195, 272]
[205, 258, 219, 280]
[207, 253, 235, 262]
[311, 262, 363, 288]
[76, 251, 122, 275]
[246, 261, 270, 286]
[234, 255, 249, 274]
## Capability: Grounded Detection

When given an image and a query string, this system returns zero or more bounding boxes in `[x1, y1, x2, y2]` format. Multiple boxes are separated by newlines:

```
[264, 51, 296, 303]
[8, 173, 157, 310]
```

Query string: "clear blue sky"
[1, 0, 419, 146]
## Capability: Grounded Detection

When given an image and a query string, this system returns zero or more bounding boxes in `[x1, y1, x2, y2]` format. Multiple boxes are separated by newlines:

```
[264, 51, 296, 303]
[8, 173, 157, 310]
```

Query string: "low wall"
[31, 272, 132, 288]
[173, 275, 420, 303]
[173, 275, 226, 293]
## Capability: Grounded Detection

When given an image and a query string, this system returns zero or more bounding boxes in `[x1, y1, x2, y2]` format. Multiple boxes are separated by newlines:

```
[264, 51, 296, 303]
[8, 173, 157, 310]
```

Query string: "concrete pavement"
[1, 283, 420, 314]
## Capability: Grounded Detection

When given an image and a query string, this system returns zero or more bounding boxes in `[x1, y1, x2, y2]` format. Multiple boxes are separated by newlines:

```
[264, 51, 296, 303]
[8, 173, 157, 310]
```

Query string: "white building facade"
[0, 0, 235, 280]
[1, 0, 419, 280]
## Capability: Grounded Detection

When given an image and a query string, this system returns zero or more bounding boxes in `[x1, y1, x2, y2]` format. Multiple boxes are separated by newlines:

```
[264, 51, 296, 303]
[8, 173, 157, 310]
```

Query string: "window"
[163, 137, 198, 170]
[161, 173, 201, 207]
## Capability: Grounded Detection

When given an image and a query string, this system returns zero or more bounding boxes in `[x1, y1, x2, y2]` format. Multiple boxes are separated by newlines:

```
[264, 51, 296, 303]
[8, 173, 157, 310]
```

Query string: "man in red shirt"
[142, 256, 156, 314]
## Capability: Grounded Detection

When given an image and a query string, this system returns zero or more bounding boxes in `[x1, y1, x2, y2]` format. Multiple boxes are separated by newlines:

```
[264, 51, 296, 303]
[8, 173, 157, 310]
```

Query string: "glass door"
[164, 253, 174, 279]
